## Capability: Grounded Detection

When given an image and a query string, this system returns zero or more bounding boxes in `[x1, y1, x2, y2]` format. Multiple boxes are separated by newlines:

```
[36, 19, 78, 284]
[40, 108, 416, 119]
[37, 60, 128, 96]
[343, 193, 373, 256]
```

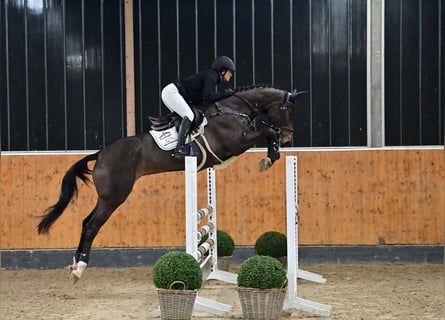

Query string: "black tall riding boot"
[173, 116, 192, 159]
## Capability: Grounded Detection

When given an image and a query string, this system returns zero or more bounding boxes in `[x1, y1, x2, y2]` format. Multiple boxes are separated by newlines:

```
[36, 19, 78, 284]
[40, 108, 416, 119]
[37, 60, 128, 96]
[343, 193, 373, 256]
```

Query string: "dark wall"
[2, 0, 443, 151]
[1, 0, 126, 151]
[385, 0, 444, 146]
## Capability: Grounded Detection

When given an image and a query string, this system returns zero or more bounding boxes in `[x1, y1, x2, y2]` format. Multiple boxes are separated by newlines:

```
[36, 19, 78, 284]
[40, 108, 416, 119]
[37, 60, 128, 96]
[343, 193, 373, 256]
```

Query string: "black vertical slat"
[197, 0, 214, 70]
[254, 0, 272, 85]
[215, 0, 233, 60]
[440, 0, 444, 145]
[311, 0, 330, 146]
[234, 0, 253, 87]
[420, 0, 440, 145]
[178, 0, 197, 77]
[136, 0, 160, 132]
[273, 0, 291, 90]
[84, 0, 103, 149]
[65, 0, 85, 149]
[349, 0, 367, 146]
[7, 1, 28, 150]
[103, 0, 125, 144]
[1, 1, 8, 149]
[133, 0, 142, 130]
[384, 0, 401, 146]
[27, 0, 47, 150]
[215, 0, 234, 91]
[159, 0, 177, 89]
[330, 0, 349, 146]
[292, 0, 311, 147]
[401, 0, 420, 145]
[46, 0, 66, 150]
[253, 0, 272, 147]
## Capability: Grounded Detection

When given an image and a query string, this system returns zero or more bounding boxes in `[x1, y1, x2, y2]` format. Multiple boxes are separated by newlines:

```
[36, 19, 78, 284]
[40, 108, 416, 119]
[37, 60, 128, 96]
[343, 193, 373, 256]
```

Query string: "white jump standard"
[185, 156, 238, 316]
[153, 156, 237, 317]
[284, 156, 332, 316]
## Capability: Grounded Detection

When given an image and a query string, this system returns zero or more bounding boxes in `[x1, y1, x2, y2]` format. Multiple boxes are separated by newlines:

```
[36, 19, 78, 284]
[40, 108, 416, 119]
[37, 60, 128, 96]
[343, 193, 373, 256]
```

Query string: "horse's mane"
[232, 84, 279, 93]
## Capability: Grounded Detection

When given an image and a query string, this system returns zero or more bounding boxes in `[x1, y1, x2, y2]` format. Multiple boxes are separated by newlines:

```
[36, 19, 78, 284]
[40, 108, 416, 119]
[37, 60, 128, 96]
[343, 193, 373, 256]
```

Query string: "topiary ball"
[152, 251, 202, 290]
[215, 230, 235, 256]
[254, 231, 287, 258]
[198, 229, 235, 257]
[237, 255, 287, 289]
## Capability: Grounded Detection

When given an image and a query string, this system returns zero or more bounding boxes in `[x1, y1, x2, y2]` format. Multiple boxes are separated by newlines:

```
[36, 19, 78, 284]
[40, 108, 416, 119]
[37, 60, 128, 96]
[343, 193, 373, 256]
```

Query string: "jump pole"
[185, 156, 237, 316]
[284, 155, 332, 316]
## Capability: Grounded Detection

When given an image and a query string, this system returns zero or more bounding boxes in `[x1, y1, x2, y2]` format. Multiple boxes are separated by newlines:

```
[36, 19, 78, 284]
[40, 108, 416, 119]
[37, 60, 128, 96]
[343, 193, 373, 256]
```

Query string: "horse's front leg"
[259, 128, 281, 171]
[240, 128, 280, 171]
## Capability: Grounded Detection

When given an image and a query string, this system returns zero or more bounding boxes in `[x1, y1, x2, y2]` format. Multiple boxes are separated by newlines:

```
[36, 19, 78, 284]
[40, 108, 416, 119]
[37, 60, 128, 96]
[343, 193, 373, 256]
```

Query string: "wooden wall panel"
[1, 149, 443, 249]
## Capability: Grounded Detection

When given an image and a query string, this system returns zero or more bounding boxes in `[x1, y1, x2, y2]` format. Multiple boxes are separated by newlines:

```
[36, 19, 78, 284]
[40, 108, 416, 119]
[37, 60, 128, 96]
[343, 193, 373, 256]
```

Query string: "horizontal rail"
[196, 206, 213, 221]
[197, 222, 215, 242]
[196, 239, 215, 260]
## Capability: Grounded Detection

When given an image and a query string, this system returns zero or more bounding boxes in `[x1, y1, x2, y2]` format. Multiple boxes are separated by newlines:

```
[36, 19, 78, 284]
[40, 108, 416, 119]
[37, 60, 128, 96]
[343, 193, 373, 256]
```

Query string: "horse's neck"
[211, 95, 256, 116]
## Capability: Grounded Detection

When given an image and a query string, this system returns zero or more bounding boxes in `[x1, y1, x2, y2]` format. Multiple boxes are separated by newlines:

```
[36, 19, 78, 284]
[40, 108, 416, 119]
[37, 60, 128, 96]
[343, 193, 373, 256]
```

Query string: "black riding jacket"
[174, 69, 227, 105]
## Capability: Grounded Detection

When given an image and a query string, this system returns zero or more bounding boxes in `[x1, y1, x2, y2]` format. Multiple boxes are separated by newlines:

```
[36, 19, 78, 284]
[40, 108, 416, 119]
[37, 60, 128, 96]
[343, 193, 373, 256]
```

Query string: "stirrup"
[172, 145, 190, 159]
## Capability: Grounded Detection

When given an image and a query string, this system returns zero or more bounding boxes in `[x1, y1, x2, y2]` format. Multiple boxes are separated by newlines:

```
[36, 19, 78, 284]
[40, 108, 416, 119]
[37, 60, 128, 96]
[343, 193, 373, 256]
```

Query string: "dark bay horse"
[37, 85, 304, 282]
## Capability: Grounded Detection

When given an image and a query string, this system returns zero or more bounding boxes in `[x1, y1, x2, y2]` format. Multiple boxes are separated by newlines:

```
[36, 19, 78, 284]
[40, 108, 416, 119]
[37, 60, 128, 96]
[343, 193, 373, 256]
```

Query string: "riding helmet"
[211, 56, 236, 73]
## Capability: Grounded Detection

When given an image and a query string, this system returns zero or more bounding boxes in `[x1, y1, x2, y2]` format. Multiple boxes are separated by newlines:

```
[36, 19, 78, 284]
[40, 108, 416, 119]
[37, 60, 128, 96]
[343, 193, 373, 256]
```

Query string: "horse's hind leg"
[70, 194, 131, 283]
[70, 147, 140, 283]
[68, 208, 97, 275]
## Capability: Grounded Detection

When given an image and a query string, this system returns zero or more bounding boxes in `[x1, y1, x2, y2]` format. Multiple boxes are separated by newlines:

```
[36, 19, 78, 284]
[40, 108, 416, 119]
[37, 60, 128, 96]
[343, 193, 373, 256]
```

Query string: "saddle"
[148, 106, 204, 131]
[148, 106, 207, 151]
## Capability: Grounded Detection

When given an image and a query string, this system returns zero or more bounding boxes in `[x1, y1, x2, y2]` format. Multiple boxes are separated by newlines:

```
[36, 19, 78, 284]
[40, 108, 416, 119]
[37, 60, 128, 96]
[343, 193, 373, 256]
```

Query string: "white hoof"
[70, 270, 81, 284]
[69, 261, 87, 284]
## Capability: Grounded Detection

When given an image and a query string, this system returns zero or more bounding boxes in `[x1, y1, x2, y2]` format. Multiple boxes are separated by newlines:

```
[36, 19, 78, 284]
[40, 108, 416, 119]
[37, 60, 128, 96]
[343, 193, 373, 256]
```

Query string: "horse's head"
[253, 87, 307, 147]
[280, 89, 307, 146]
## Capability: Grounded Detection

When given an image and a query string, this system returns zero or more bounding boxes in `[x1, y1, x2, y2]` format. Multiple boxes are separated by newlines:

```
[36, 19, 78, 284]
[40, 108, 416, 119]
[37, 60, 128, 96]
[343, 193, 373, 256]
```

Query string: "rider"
[161, 56, 236, 159]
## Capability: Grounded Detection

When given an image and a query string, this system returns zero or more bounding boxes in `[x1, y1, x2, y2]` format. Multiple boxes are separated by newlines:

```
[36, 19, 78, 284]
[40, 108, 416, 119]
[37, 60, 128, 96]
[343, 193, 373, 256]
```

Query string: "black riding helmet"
[211, 56, 236, 73]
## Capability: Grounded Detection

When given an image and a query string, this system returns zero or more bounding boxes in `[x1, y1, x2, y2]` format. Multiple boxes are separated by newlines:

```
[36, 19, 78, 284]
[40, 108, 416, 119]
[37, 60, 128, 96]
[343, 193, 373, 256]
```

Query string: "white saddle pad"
[149, 117, 207, 151]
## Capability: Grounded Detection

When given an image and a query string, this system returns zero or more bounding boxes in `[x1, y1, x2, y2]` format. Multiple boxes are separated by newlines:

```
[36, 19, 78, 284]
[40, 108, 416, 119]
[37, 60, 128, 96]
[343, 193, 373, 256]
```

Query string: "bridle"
[277, 92, 296, 134]
[208, 89, 295, 136]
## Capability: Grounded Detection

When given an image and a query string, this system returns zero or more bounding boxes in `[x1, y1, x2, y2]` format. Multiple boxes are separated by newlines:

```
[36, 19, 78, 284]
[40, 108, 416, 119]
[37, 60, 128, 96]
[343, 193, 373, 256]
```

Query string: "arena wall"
[1, 148, 443, 251]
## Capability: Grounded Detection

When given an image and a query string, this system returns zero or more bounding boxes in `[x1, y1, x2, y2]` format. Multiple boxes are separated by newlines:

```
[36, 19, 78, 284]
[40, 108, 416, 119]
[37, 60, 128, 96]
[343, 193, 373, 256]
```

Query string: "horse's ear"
[289, 89, 308, 103]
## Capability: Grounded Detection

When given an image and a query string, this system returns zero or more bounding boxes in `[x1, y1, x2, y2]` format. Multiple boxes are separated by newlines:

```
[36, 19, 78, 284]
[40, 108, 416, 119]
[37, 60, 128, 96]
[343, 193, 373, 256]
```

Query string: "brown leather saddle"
[148, 106, 204, 131]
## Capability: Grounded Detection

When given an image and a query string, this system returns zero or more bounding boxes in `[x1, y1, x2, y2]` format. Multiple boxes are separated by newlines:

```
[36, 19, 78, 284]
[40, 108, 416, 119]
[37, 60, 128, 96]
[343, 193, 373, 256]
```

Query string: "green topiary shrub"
[254, 231, 287, 258]
[198, 229, 235, 257]
[237, 255, 287, 289]
[152, 251, 203, 290]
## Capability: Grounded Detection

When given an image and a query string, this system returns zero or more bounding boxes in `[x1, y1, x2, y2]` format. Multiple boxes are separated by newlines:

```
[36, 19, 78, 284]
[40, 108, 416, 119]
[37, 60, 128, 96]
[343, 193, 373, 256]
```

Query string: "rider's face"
[222, 70, 233, 82]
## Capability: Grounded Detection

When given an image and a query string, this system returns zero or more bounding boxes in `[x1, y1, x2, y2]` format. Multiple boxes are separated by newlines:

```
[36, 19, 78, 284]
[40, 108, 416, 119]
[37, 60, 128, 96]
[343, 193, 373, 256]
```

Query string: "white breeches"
[161, 83, 195, 121]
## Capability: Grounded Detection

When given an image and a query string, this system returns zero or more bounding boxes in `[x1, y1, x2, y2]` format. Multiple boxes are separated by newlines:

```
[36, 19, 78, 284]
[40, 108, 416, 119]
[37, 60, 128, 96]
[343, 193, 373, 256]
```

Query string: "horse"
[37, 85, 305, 282]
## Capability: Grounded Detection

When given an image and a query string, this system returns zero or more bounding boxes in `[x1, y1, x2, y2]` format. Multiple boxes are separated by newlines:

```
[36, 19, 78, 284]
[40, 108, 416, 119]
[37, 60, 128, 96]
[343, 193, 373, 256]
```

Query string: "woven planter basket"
[156, 281, 197, 320]
[217, 256, 232, 271]
[237, 287, 286, 320]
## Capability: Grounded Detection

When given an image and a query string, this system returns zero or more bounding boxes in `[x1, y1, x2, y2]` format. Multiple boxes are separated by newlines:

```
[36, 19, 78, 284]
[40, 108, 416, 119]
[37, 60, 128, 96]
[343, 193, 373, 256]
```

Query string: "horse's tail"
[37, 152, 99, 234]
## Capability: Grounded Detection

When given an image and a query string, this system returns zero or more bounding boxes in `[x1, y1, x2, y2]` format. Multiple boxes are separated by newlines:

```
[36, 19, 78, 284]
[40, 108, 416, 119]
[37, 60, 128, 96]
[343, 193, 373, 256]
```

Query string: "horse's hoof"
[259, 157, 272, 171]
[70, 270, 81, 284]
